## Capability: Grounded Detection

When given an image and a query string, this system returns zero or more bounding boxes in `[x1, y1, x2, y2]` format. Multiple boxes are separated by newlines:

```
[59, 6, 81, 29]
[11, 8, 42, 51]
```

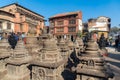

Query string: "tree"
[110, 26, 120, 34]
[77, 30, 83, 38]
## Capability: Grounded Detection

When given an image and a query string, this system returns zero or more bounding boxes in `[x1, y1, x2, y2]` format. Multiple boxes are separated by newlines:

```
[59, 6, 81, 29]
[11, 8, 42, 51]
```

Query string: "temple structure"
[75, 36, 84, 55]
[31, 35, 65, 80]
[4, 39, 32, 80]
[0, 37, 10, 80]
[75, 39, 114, 80]
[57, 37, 69, 59]
[0, 25, 114, 80]
[0, 33, 114, 80]
[25, 27, 40, 56]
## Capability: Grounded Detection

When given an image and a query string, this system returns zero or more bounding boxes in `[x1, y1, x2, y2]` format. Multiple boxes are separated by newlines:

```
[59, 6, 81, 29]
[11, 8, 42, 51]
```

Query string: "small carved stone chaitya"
[75, 37, 84, 56]
[4, 39, 32, 80]
[75, 39, 114, 80]
[31, 35, 65, 80]
[0, 38, 11, 80]
[57, 37, 69, 59]
[38, 33, 51, 48]
[66, 38, 75, 55]
[0, 38, 11, 58]
[25, 27, 40, 55]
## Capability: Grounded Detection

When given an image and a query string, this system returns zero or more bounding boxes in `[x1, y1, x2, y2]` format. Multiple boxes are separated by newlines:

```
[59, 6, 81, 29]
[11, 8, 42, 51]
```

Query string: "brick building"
[49, 11, 82, 40]
[0, 3, 45, 36]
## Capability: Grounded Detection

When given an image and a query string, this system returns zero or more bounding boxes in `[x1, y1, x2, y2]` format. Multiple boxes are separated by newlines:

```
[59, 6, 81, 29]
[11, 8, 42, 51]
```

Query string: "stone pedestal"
[4, 64, 30, 80]
[31, 35, 65, 80]
[75, 39, 114, 80]
[0, 39, 11, 79]
[75, 37, 84, 58]
[4, 40, 32, 80]
[25, 27, 40, 57]
[25, 36, 39, 54]
[57, 37, 69, 59]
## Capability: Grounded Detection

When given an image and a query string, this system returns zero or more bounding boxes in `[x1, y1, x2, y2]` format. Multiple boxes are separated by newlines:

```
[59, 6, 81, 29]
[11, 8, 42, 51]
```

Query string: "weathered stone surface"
[57, 37, 69, 59]
[0, 38, 11, 80]
[6, 40, 32, 65]
[75, 39, 114, 80]
[31, 34, 65, 80]
[4, 40, 31, 80]
[0, 38, 11, 58]
[0, 32, 114, 80]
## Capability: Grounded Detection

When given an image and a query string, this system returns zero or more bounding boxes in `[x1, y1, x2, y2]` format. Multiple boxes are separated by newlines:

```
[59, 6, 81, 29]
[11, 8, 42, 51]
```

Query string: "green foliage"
[77, 30, 83, 38]
[110, 26, 120, 33]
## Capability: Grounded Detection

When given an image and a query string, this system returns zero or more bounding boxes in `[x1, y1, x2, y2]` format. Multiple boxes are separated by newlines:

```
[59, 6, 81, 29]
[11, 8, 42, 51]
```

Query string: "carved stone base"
[0, 69, 7, 80]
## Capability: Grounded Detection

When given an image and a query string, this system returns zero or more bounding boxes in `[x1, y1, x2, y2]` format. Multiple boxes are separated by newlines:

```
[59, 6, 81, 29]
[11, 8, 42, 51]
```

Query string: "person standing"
[99, 33, 106, 49]
[14, 33, 19, 41]
[21, 33, 25, 41]
[8, 33, 17, 49]
[115, 35, 120, 51]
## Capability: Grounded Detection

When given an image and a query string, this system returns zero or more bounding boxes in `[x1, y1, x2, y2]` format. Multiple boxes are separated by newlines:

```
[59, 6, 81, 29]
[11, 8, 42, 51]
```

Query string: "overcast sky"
[0, 0, 120, 27]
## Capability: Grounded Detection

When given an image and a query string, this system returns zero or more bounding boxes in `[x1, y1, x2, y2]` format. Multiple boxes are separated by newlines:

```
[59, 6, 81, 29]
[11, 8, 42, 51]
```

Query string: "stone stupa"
[31, 35, 65, 80]
[0, 37, 11, 80]
[4, 39, 32, 80]
[57, 37, 69, 59]
[75, 39, 114, 80]
[25, 27, 40, 55]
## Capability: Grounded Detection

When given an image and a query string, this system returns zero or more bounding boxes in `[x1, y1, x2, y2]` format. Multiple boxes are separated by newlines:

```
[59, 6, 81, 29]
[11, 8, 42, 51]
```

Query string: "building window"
[69, 19, 76, 24]
[7, 22, 11, 29]
[57, 21, 64, 25]
[57, 28, 64, 32]
[0, 22, 2, 30]
[20, 24, 23, 31]
[68, 27, 76, 32]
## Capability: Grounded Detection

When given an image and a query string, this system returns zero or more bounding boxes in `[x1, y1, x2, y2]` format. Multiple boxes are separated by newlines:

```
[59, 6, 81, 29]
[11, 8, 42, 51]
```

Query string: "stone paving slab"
[104, 46, 120, 80]
[107, 63, 120, 80]
[106, 47, 120, 53]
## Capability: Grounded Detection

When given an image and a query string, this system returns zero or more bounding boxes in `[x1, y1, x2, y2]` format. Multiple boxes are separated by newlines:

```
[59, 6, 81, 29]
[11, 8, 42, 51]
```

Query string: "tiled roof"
[50, 11, 81, 19]
[0, 3, 44, 18]
[0, 10, 15, 17]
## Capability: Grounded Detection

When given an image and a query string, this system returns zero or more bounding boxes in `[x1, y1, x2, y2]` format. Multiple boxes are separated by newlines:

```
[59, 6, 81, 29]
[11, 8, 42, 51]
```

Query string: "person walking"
[8, 33, 17, 49]
[14, 33, 19, 41]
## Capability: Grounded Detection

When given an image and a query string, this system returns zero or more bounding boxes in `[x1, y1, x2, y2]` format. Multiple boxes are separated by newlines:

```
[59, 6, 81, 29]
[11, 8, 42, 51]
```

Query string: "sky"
[0, 0, 120, 27]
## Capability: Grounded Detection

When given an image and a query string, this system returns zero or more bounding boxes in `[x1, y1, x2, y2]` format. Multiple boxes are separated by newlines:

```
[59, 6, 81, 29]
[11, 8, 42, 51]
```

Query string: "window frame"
[57, 21, 64, 26]
[69, 19, 76, 24]
[7, 22, 11, 29]
[68, 27, 76, 32]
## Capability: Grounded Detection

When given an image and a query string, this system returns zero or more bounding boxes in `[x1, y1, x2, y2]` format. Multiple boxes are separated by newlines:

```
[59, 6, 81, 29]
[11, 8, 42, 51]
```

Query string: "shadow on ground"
[108, 53, 120, 61]
[61, 49, 79, 80]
